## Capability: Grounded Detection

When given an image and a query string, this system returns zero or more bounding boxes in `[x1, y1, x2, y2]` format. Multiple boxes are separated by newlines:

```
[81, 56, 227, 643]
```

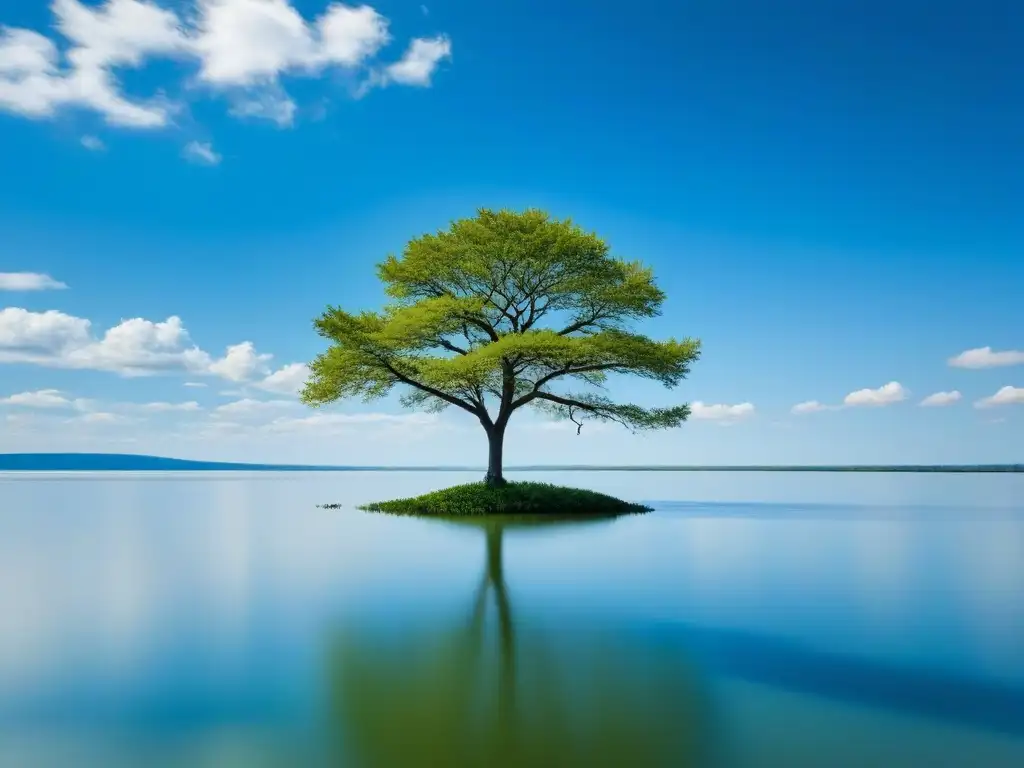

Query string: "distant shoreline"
[0, 454, 1020, 473]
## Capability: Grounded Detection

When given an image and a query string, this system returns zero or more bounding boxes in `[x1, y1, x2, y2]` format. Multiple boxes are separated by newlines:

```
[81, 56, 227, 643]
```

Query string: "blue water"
[0, 471, 1022, 767]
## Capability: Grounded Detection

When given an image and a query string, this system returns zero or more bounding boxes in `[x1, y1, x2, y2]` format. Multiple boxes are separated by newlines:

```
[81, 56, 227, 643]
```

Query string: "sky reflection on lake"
[0, 471, 1022, 767]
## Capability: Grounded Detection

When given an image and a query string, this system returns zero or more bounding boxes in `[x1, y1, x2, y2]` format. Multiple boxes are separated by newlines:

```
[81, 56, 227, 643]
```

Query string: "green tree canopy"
[301, 208, 701, 483]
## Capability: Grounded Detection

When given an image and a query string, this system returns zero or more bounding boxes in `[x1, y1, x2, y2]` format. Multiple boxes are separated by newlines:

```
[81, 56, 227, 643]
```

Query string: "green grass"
[356, 481, 652, 518]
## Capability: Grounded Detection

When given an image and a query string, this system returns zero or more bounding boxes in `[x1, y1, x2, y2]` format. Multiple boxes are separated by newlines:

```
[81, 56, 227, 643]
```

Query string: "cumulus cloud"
[0, 272, 67, 291]
[0, 307, 92, 351]
[0, 1, 187, 127]
[690, 401, 755, 422]
[207, 341, 271, 381]
[192, 0, 390, 85]
[0, 307, 277, 382]
[919, 390, 961, 407]
[791, 400, 829, 415]
[0, 1, 451, 130]
[974, 386, 1024, 409]
[948, 347, 1024, 369]
[256, 362, 309, 395]
[182, 139, 220, 164]
[843, 381, 907, 407]
[61, 315, 212, 374]
[1, 389, 74, 408]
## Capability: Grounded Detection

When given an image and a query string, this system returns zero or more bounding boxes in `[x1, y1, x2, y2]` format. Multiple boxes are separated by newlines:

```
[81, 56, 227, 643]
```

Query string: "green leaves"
[302, 208, 702, 434]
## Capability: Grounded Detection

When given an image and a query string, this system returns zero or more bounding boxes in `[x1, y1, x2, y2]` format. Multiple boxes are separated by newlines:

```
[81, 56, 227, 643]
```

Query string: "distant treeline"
[0, 454, 1020, 473]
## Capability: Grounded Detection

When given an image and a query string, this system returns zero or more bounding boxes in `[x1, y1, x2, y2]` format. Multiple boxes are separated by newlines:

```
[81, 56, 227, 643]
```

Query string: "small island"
[358, 481, 652, 518]
[301, 209, 700, 516]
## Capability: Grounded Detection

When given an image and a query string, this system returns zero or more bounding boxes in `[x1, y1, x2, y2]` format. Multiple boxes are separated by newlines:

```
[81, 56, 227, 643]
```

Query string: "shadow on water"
[326, 517, 715, 768]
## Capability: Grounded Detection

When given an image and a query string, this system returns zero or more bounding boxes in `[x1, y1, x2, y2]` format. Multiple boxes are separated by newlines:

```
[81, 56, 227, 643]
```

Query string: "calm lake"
[1, 471, 1022, 767]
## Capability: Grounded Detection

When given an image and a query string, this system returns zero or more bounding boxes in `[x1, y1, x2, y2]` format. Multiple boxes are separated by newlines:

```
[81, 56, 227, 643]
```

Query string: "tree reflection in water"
[328, 517, 711, 767]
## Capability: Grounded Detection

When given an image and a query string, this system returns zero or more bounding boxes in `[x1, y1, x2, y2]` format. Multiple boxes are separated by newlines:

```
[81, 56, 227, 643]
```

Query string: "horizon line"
[0, 453, 1021, 473]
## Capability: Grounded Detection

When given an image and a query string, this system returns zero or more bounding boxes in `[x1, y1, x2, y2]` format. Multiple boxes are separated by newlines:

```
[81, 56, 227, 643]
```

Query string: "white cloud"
[380, 35, 450, 86]
[136, 400, 202, 412]
[1, 390, 203, 417]
[182, 139, 221, 164]
[264, 411, 436, 433]
[948, 346, 1024, 369]
[207, 341, 271, 381]
[843, 381, 907, 407]
[690, 401, 755, 422]
[0, 272, 67, 291]
[0, 309, 292, 389]
[0, 307, 92, 351]
[75, 411, 130, 424]
[919, 390, 961, 407]
[61, 315, 213, 375]
[256, 362, 309, 395]
[0, 1, 188, 127]
[529, 419, 610, 434]
[226, 85, 296, 126]
[317, 2, 391, 67]
[0, 389, 72, 408]
[0, 1, 450, 131]
[215, 397, 295, 415]
[974, 386, 1024, 409]
[791, 400, 828, 415]
[192, 0, 389, 87]
[80, 133, 104, 150]
[183, 381, 207, 387]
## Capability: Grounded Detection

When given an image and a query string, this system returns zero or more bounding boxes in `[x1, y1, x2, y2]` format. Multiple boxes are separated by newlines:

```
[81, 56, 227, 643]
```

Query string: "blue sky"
[0, 0, 1021, 465]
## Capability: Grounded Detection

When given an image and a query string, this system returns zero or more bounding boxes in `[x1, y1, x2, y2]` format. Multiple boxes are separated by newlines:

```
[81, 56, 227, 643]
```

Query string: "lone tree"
[301, 209, 701, 486]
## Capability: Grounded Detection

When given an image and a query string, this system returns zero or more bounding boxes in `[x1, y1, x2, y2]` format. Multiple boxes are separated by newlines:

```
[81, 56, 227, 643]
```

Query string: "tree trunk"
[484, 425, 507, 487]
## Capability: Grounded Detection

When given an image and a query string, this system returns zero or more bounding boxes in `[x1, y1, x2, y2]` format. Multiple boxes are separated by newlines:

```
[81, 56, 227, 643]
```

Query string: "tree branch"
[568, 405, 583, 435]
[461, 315, 500, 342]
[436, 338, 469, 355]
[529, 391, 630, 429]
[510, 363, 624, 409]
[556, 305, 609, 336]
[377, 357, 482, 417]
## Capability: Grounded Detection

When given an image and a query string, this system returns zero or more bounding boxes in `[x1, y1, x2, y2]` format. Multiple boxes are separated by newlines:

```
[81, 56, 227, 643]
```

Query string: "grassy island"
[357, 481, 651, 518]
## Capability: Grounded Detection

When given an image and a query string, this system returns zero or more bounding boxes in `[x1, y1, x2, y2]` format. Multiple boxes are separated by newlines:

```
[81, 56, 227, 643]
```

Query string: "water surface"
[1, 471, 1022, 767]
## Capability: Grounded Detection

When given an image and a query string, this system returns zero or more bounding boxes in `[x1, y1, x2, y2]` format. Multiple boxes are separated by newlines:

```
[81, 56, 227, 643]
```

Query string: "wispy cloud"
[80, 134, 104, 151]
[182, 140, 221, 165]
[215, 398, 297, 416]
[264, 411, 437, 433]
[0, 272, 67, 291]
[791, 400, 830, 414]
[0, 389, 85, 409]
